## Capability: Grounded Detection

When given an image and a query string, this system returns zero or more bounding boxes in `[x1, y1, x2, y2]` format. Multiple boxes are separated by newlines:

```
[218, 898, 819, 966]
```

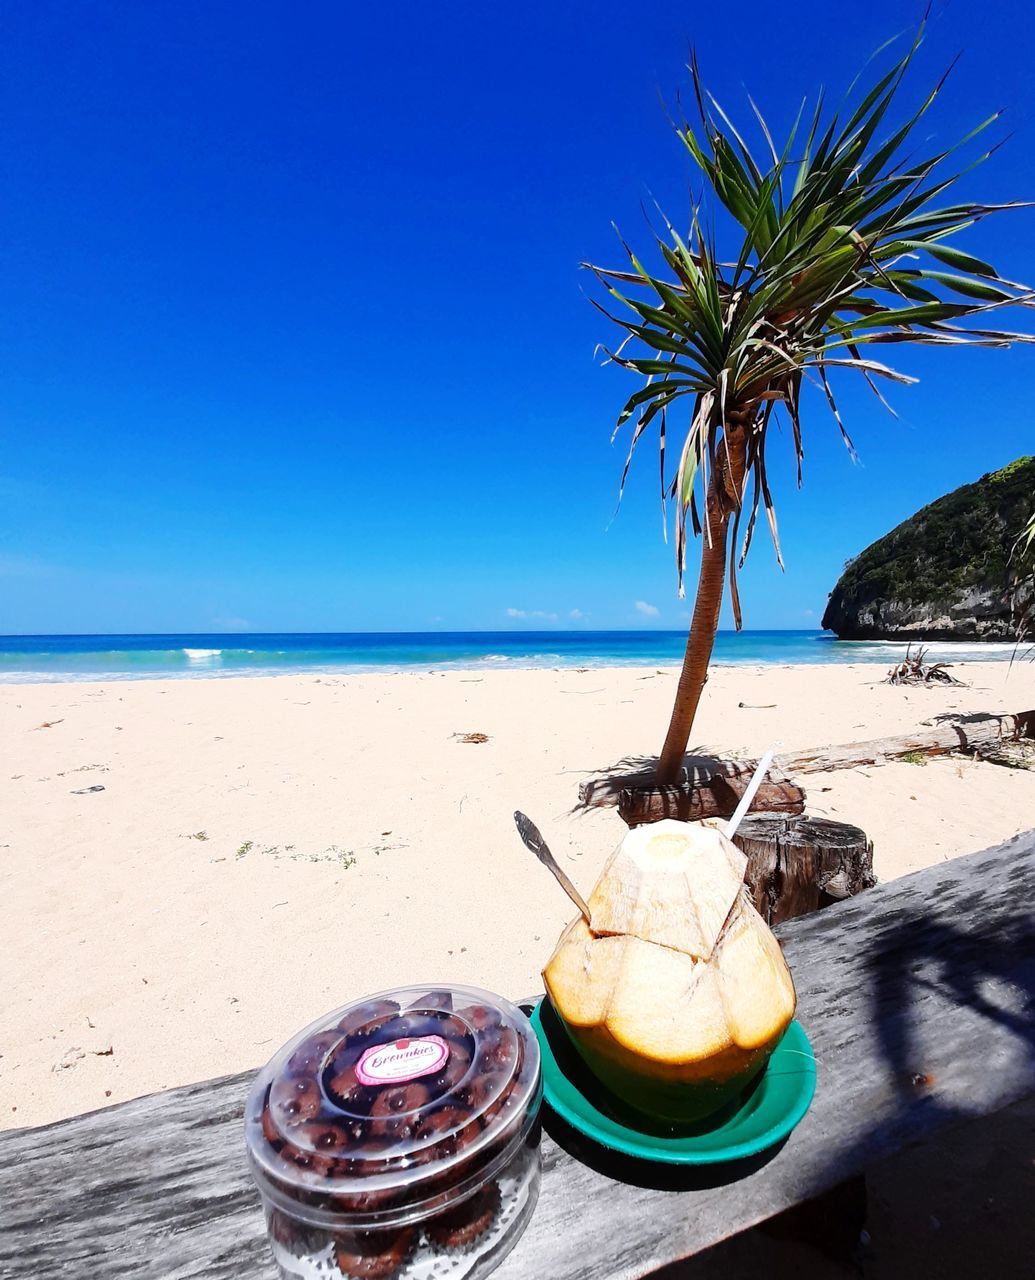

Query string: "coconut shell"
[543, 819, 796, 1125]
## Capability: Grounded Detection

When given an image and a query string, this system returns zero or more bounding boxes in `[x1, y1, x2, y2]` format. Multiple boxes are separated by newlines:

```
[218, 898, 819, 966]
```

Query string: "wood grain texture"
[2, 831, 1034, 1280]
[732, 812, 876, 925]
[780, 711, 1035, 775]
[617, 769, 805, 826]
[578, 711, 1035, 808]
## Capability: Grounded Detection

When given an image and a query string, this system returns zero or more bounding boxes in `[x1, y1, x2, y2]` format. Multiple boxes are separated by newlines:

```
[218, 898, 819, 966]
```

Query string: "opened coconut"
[543, 818, 796, 1125]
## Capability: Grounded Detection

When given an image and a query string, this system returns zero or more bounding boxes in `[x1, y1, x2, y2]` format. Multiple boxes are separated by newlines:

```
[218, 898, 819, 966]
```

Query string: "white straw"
[725, 742, 782, 839]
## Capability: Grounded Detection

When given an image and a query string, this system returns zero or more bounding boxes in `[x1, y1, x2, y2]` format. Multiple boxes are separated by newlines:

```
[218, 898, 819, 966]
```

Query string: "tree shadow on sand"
[573, 750, 740, 812]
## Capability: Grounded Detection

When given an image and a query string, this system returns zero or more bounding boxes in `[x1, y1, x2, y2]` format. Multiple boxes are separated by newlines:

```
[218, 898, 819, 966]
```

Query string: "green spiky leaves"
[587, 19, 1034, 612]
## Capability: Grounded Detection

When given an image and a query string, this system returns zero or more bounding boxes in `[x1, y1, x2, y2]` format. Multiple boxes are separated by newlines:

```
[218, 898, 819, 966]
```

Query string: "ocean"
[0, 631, 1020, 683]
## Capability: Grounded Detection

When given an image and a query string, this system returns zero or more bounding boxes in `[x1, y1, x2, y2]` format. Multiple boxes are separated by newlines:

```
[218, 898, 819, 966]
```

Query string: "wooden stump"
[618, 766, 805, 827]
[732, 811, 876, 927]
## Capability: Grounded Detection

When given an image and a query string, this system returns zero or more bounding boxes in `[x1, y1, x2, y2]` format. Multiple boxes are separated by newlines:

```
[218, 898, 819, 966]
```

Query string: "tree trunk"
[731, 812, 876, 927]
[656, 424, 749, 784]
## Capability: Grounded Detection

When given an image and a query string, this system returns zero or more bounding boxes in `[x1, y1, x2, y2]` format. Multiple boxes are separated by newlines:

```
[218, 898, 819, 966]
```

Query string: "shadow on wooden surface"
[650, 1094, 1035, 1280]
[651, 851, 1035, 1278]
[542, 1104, 786, 1194]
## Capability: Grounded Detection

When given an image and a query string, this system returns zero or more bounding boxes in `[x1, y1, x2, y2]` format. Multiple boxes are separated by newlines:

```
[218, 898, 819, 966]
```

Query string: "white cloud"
[506, 607, 558, 621]
[635, 600, 660, 618]
[569, 608, 587, 620]
[802, 608, 815, 617]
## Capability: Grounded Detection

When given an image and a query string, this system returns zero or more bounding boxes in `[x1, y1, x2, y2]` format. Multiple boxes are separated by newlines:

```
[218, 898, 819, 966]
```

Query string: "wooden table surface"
[2, 830, 1034, 1279]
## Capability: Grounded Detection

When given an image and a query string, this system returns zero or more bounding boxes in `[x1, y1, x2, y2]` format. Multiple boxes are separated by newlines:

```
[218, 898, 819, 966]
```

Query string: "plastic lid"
[245, 984, 540, 1223]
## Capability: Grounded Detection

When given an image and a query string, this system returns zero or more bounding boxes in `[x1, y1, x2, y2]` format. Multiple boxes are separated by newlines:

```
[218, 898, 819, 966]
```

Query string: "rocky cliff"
[822, 457, 1035, 641]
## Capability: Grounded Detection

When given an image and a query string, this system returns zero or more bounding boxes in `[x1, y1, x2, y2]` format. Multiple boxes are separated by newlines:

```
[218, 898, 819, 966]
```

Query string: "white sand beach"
[2, 659, 1033, 1131]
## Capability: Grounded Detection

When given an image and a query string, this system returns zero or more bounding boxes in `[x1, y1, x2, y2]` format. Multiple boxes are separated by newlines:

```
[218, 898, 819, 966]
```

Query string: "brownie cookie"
[332, 1226, 415, 1279]
[325, 1063, 372, 1111]
[267, 1208, 326, 1257]
[412, 1105, 481, 1167]
[368, 1082, 431, 1138]
[287, 1030, 343, 1077]
[270, 1074, 323, 1124]
[430, 1038, 472, 1092]
[427, 1182, 501, 1249]
[416, 989, 453, 1012]
[456, 1004, 502, 1033]
[336, 999, 400, 1034]
[475, 1025, 518, 1074]
[454, 1071, 500, 1115]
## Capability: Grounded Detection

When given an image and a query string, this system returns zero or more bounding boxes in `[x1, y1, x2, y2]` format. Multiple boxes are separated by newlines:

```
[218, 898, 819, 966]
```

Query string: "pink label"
[356, 1035, 450, 1085]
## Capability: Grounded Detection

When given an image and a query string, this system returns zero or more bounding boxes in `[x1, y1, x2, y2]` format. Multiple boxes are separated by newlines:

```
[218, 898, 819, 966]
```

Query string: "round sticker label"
[356, 1035, 450, 1086]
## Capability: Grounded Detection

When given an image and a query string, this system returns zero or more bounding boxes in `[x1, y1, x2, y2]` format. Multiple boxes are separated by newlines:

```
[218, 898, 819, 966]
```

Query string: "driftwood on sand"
[781, 710, 1035, 774]
[883, 645, 965, 687]
[579, 710, 1035, 810]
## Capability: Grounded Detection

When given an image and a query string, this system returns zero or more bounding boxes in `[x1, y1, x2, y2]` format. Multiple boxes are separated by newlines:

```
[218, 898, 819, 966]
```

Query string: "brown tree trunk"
[730, 812, 876, 926]
[656, 424, 749, 784]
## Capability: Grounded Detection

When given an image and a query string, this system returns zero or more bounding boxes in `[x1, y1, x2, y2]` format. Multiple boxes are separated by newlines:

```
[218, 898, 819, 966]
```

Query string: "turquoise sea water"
[0, 631, 1018, 683]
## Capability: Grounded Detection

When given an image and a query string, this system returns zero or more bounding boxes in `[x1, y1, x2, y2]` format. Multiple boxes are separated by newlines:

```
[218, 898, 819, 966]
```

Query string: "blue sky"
[2, 0, 1034, 634]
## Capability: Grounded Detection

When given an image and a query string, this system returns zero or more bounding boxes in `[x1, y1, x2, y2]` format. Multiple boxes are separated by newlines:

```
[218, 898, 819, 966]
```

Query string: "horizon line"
[0, 626, 831, 640]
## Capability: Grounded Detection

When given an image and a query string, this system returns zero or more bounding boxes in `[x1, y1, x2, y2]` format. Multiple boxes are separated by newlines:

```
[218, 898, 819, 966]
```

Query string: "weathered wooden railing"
[2, 831, 1034, 1279]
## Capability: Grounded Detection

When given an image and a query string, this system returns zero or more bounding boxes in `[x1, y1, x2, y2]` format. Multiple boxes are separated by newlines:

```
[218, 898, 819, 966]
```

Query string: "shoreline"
[0, 629, 1027, 687]
[0, 639, 1027, 686]
[3, 660, 1033, 1130]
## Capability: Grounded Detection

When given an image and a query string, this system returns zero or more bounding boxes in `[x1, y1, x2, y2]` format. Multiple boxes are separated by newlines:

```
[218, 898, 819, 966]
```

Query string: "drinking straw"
[725, 743, 782, 840]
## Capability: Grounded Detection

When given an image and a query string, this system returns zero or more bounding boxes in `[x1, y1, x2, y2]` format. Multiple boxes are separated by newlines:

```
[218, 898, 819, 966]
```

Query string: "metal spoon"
[513, 811, 592, 926]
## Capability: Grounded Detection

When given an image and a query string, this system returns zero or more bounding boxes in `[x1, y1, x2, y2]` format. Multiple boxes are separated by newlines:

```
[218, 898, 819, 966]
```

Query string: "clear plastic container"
[245, 984, 542, 1280]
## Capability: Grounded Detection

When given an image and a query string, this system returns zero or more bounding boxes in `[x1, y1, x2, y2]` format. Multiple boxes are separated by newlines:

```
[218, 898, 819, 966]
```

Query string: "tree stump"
[731, 811, 876, 928]
[618, 766, 805, 826]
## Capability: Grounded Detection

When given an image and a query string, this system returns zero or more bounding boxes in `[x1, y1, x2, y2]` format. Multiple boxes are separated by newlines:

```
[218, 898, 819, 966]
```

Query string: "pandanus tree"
[588, 25, 1034, 784]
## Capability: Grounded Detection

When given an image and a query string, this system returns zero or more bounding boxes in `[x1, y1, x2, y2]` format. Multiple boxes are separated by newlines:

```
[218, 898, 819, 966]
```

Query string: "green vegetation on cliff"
[822, 457, 1035, 640]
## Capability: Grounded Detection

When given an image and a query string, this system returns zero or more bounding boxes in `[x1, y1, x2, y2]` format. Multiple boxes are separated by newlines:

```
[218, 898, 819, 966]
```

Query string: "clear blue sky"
[2, 0, 1033, 634]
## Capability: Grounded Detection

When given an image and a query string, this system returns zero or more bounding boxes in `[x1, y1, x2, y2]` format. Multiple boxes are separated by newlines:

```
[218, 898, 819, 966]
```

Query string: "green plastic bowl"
[531, 998, 816, 1165]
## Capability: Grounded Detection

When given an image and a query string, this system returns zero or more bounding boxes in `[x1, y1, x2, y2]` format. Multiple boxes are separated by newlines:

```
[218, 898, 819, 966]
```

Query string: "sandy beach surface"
[2, 659, 1033, 1131]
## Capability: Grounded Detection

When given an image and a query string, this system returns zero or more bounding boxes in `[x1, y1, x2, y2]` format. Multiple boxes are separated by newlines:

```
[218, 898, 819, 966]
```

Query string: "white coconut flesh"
[545, 819, 796, 1067]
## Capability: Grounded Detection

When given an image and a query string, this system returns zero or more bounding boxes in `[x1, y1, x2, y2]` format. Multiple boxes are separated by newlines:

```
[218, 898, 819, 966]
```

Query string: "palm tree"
[587, 25, 1034, 785]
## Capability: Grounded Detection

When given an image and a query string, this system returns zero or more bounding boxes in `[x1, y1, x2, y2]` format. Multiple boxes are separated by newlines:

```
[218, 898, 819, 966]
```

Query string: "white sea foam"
[182, 648, 222, 661]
